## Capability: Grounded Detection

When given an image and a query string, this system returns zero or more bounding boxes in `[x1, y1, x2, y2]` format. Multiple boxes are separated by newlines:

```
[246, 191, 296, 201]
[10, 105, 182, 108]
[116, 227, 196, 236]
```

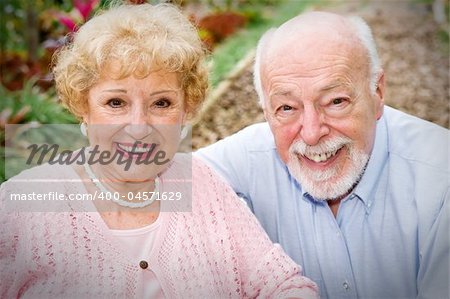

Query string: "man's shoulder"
[223, 122, 275, 151]
[383, 106, 449, 173]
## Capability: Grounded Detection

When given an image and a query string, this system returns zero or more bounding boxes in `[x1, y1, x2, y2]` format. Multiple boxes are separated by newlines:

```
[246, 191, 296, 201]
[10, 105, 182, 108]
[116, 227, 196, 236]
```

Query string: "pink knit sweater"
[0, 156, 318, 298]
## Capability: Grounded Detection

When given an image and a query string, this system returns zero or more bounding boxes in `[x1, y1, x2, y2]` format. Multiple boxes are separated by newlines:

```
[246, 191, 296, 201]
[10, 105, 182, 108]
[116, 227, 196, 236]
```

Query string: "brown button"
[139, 260, 148, 269]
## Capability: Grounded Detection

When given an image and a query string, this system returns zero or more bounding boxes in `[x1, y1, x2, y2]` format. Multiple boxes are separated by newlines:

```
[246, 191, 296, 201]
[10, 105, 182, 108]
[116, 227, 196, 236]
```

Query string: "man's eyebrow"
[320, 79, 353, 92]
[269, 90, 292, 99]
[320, 82, 342, 91]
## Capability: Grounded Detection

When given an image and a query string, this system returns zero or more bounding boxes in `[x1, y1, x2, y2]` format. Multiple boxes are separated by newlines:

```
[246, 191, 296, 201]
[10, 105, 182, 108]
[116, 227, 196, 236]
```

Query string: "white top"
[110, 214, 165, 298]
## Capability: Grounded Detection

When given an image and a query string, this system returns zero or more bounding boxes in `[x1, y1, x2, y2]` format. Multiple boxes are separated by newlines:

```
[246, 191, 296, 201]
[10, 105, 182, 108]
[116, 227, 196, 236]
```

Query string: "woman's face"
[83, 69, 186, 182]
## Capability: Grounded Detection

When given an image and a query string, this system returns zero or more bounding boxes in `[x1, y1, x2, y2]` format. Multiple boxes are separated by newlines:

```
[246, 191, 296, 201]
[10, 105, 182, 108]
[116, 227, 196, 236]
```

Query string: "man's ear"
[374, 71, 385, 120]
[263, 108, 268, 120]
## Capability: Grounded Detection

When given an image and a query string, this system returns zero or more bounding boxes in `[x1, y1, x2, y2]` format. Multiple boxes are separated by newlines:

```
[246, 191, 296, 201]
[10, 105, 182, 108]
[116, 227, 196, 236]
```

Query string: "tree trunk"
[25, 5, 39, 63]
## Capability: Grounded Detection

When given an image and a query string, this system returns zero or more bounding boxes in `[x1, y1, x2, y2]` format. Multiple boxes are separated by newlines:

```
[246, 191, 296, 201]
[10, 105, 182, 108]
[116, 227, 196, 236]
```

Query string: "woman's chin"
[112, 165, 163, 182]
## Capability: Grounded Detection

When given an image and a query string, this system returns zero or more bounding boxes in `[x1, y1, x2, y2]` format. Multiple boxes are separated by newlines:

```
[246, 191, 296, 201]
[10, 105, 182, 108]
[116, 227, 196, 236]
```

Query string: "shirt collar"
[348, 115, 389, 211]
[300, 115, 389, 213]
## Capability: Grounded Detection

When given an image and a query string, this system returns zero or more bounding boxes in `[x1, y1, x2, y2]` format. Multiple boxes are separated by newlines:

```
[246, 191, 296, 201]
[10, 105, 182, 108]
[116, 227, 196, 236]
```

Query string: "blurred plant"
[1, 0, 54, 90]
[0, 0, 104, 92]
[197, 11, 247, 49]
[55, 0, 100, 32]
[190, 0, 283, 49]
[0, 78, 78, 182]
[414, 0, 450, 24]
[195, 0, 279, 11]
[0, 79, 77, 134]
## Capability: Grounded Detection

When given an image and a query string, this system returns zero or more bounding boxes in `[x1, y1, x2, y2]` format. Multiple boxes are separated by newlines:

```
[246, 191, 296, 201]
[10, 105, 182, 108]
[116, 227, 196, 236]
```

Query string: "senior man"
[196, 11, 449, 299]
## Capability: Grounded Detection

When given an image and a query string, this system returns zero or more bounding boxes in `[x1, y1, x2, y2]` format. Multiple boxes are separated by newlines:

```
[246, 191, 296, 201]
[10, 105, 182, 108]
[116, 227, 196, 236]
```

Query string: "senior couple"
[1, 2, 448, 299]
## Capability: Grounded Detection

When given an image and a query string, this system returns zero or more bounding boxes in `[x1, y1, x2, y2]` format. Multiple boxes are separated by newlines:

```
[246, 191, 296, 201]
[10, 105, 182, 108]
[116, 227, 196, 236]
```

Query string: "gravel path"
[192, 0, 449, 150]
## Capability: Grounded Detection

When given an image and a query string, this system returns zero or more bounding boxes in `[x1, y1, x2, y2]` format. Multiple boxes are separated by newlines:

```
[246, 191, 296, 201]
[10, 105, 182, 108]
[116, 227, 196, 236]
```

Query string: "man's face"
[262, 37, 384, 200]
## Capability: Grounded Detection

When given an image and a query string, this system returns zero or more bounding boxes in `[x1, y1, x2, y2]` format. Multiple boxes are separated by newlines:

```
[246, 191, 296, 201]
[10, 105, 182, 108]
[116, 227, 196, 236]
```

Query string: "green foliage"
[209, 0, 319, 87]
[0, 80, 78, 125]
[1, 144, 23, 184]
[0, 81, 78, 182]
[437, 28, 449, 55]
[0, 80, 78, 183]
[0, 146, 6, 184]
[195, 0, 281, 12]
[0, 0, 63, 53]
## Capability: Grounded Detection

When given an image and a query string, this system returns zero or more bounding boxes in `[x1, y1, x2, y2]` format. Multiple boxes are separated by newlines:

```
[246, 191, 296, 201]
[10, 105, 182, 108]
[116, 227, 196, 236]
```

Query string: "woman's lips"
[114, 142, 159, 159]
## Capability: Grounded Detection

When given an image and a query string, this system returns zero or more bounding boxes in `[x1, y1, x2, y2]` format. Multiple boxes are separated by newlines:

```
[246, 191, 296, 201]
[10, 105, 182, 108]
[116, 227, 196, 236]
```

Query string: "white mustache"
[290, 136, 352, 156]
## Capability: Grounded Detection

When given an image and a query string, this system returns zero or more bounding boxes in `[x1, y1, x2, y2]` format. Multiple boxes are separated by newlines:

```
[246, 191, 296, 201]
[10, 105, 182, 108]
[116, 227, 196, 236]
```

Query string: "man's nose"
[124, 107, 152, 140]
[299, 106, 329, 145]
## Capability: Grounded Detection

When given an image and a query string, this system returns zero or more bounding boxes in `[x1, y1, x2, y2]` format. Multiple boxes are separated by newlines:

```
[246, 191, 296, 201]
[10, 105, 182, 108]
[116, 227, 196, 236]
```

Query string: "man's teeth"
[117, 144, 152, 153]
[305, 149, 338, 163]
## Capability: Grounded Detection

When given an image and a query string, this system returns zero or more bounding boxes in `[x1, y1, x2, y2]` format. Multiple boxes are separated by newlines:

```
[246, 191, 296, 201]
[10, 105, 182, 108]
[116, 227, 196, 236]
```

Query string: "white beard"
[287, 136, 369, 201]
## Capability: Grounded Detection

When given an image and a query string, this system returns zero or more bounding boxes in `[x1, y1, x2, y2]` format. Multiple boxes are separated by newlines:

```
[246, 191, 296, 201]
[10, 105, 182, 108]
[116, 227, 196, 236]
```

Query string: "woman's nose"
[124, 124, 153, 140]
[124, 108, 153, 140]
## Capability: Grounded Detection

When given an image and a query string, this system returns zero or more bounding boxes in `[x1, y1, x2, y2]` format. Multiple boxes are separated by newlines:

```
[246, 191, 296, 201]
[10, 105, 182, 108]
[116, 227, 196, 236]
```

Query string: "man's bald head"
[254, 11, 381, 107]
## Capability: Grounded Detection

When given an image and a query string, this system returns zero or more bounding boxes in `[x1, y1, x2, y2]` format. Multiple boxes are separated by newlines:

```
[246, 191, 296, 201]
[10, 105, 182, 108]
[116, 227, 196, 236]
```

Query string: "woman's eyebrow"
[102, 89, 127, 93]
[101, 89, 178, 95]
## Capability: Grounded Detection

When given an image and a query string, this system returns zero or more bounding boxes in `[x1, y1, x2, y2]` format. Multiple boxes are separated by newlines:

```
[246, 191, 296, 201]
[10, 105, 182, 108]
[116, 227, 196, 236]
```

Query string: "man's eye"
[281, 105, 293, 111]
[154, 98, 171, 108]
[107, 98, 124, 108]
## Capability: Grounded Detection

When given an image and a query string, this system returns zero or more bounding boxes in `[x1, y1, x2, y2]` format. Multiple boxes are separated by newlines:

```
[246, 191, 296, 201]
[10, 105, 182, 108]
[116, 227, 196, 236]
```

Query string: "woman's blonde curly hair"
[53, 3, 208, 120]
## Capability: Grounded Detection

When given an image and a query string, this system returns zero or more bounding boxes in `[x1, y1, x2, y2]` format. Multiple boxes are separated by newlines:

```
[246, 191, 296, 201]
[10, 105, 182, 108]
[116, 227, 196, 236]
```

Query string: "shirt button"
[343, 281, 350, 290]
[139, 260, 149, 269]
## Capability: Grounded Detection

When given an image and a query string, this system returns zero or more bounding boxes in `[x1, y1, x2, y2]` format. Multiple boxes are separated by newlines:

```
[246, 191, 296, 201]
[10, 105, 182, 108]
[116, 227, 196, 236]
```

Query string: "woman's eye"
[107, 98, 124, 108]
[154, 98, 171, 108]
[332, 98, 345, 105]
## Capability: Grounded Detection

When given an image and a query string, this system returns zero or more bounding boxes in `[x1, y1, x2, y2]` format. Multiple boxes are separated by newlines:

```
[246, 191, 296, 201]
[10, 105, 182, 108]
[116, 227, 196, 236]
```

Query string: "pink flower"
[54, 0, 99, 32]
[58, 14, 77, 32]
[74, 0, 100, 21]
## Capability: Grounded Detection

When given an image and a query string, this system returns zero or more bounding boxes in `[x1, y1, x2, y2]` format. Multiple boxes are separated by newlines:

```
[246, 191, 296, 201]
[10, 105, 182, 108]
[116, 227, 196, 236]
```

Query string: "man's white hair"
[253, 15, 382, 107]
[253, 28, 275, 108]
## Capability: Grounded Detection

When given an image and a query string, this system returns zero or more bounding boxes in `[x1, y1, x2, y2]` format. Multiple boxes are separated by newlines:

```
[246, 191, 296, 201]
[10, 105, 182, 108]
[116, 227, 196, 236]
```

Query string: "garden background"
[1, 0, 449, 182]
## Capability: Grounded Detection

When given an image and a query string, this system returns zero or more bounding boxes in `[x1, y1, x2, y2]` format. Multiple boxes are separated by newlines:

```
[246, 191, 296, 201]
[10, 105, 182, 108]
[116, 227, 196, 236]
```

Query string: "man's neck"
[327, 191, 350, 218]
[327, 199, 342, 218]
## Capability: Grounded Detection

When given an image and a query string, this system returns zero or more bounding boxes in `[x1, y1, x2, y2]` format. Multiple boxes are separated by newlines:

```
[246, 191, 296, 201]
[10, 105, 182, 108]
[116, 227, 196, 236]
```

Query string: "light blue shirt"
[196, 106, 449, 299]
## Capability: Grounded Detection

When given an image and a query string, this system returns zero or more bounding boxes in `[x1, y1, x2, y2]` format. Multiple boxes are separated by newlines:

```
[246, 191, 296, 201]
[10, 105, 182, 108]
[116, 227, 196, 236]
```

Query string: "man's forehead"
[265, 11, 356, 57]
[262, 21, 366, 79]
[277, 11, 350, 35]
[263, 40, 360, 81]
[267, 75, 353, 98]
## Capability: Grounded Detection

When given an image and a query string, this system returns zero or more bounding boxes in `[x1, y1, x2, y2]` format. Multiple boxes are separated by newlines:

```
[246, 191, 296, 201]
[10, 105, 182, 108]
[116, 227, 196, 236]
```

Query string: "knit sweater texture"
[0, 156, 318, 298]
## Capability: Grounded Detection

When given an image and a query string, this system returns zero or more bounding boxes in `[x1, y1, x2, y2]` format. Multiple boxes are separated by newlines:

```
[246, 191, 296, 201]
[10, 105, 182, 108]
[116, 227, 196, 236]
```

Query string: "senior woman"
[0, 3, 318, 299]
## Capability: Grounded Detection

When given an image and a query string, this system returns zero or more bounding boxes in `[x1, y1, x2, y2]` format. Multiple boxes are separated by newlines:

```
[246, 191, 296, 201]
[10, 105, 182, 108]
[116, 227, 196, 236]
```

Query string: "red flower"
[55, 0, 100, 32]
[73, 0, 100, 21]
[58, 14, 78, 32]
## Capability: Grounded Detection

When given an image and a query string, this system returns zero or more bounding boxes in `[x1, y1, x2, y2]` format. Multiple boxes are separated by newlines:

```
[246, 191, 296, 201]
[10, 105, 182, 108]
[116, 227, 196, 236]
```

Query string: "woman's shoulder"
[1, 163, 80, 199]
[3, 163, 76, 184]
[162, 153, 232, 202]
[191, 154, 242, 208]
[162, 153, 217, 180]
